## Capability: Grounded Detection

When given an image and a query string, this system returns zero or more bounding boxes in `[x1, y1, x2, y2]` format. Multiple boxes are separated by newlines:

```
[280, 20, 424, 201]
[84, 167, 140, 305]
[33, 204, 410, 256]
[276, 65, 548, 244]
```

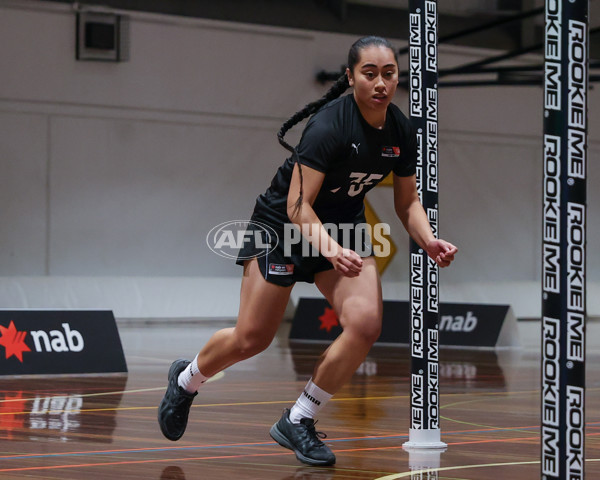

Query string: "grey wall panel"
[0, 5, 316, 120]
[0, 112, 48, 274]
[1, 2, 599, 317]
[48, 115, 285, 275]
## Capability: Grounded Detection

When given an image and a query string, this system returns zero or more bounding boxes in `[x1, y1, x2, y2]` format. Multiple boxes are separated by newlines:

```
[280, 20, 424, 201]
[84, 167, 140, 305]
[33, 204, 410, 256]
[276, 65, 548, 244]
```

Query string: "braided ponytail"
[278, 74, 350, 217]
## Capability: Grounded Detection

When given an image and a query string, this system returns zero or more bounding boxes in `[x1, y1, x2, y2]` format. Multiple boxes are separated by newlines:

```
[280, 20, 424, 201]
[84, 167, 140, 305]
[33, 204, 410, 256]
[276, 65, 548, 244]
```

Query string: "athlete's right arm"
[286, 163, 363, 277]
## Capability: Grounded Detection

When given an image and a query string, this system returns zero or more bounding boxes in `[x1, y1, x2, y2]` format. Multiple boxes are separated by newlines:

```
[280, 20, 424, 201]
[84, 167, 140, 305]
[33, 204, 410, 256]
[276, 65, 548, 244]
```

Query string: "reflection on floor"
[0, 319, 598, 479]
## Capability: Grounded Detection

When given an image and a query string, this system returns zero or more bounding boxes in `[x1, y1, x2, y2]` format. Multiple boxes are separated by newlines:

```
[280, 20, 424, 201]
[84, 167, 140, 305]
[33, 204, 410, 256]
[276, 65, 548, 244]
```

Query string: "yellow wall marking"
[364, 198, 396, 275]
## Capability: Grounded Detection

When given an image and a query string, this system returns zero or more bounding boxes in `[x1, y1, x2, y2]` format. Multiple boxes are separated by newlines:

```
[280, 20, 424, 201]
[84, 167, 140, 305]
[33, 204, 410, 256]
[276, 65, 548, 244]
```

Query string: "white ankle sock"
[177, 355, 208, 393]
[289, 378, 333, 424]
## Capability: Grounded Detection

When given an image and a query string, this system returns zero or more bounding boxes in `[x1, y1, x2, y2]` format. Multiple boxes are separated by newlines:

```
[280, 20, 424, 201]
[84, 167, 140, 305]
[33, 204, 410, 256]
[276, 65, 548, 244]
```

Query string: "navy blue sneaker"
[270, 409, 336, 466]
[158, 359, 197, 441]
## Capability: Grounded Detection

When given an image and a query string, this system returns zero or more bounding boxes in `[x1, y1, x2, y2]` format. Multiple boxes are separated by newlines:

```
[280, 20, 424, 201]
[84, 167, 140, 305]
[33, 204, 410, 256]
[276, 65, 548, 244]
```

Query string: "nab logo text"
[439, 311, 477, 332]
[30, 323, 84, 353]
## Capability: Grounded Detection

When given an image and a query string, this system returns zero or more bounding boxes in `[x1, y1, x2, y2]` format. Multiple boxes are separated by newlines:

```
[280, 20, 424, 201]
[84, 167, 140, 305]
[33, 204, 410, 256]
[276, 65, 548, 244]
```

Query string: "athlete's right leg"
[195, 258, 292, 376]
[158, 259, 292, 441]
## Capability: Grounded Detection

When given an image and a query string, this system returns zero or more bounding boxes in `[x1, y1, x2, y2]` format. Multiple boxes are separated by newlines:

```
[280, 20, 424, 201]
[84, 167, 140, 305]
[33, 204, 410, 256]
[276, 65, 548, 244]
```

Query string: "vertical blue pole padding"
[541, 1, 587, 479]
[404, 0, 445, 449]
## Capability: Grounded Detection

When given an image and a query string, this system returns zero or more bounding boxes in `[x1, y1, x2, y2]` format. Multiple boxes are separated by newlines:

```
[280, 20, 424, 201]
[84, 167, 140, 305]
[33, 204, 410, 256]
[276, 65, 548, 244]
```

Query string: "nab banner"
[0, 310, 127, 375]
[290, 299, 519, 349]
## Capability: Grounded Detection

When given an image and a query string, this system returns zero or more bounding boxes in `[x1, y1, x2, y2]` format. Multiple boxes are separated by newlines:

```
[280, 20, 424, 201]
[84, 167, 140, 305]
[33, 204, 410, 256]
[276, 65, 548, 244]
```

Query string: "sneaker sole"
[158, 359, 191, 441]
[269, 423, 335, 466]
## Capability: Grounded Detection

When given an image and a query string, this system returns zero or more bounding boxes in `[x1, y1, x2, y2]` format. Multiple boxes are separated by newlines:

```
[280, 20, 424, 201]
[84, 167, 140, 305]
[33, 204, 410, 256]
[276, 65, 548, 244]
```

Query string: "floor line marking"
[0, 372, 225, 405]
[4, 429, 599, 462]
[373, 458, 600, 480]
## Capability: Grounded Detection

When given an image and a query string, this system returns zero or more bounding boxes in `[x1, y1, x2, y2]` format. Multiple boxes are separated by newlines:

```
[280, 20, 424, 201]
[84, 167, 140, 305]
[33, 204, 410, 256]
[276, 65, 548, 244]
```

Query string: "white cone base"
[402, 428, 447, 450]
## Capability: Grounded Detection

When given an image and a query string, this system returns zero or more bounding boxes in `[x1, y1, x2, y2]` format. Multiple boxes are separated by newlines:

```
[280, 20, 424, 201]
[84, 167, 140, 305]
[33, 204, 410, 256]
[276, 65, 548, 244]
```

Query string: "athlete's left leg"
[285, 256, 382, 424]
[311, 256, 382, 393]
[270, 258, 381, 466]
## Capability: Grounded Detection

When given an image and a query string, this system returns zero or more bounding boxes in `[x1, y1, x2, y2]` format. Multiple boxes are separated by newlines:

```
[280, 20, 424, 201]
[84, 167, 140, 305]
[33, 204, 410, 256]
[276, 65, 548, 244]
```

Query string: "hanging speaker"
[76, 11, 129, 62]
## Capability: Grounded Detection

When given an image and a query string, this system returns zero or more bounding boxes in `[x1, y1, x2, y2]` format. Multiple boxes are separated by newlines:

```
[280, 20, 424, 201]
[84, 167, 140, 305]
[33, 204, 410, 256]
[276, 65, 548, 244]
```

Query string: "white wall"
[0, 0, 598, 318]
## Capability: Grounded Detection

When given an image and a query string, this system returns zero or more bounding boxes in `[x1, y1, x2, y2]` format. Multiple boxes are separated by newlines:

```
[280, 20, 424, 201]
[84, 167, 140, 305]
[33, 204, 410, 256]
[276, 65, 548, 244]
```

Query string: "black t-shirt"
[253, 94, 417, 227]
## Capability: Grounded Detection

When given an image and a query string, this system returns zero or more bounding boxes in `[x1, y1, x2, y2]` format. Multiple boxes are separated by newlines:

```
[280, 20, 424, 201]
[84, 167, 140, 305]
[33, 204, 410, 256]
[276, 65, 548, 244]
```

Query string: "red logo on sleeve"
[381, 146, 401, 158]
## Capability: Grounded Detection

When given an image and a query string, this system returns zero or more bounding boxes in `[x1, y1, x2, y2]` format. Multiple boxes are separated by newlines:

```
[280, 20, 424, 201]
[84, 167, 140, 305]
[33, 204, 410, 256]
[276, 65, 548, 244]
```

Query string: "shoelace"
[300, 419, 327, 447]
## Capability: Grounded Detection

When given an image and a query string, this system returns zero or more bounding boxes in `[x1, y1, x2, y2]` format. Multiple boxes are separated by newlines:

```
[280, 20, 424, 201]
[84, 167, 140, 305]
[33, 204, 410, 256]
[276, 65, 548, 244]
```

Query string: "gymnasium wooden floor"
[1, 319, 599, 479]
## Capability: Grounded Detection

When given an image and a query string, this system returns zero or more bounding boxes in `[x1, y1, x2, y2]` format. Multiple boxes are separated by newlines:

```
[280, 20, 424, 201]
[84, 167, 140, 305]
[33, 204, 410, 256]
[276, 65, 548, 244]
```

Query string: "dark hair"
[279, 36, 397, 217]
[347, 35, 397, 72]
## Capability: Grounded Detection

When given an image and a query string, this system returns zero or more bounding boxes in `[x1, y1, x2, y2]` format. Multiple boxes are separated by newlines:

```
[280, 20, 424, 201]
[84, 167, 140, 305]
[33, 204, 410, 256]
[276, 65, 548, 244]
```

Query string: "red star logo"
[0, 321, 31, 362]
[318, 307, 339, 333]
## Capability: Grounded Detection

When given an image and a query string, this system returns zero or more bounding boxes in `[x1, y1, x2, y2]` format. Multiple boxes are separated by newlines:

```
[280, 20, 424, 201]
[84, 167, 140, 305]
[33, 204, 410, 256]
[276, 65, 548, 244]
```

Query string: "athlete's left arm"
[393, 174, 458, 268]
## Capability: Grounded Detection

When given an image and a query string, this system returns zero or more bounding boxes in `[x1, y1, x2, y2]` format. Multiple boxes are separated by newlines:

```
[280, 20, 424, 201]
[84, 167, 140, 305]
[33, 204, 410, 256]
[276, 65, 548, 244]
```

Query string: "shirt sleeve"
[295, 114, 343, 173]
[393, 121, 417, 177]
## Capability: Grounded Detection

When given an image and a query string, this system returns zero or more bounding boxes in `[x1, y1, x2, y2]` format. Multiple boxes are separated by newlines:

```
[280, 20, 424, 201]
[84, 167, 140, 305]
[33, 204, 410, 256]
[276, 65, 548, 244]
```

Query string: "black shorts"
[235, 214, 373, 287]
